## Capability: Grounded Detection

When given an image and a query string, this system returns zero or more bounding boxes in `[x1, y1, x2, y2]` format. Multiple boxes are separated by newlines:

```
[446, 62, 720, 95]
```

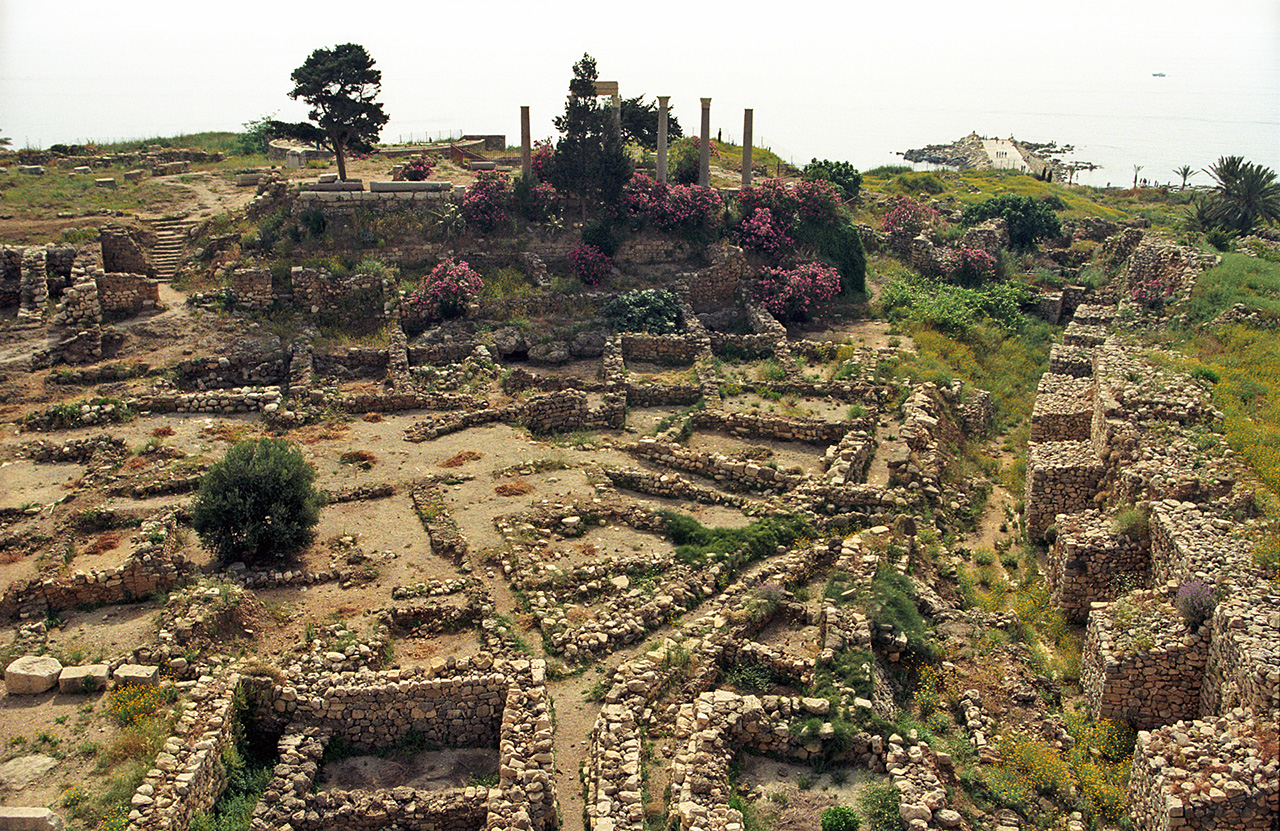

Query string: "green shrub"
[582, 219, 624, 256]
[727, 661, 774, 692]
[1111, 506, 1149, 539]
[868, 569, 937, 666]
[960, 193, 1062, 250]
[804, 159, 862, 199]
[858, 785, 904, 831]
[821, 805, 862, 831]
[191, 439, 324, 563]
[661, 511, 811, 573]
[603, 288, 682, 334]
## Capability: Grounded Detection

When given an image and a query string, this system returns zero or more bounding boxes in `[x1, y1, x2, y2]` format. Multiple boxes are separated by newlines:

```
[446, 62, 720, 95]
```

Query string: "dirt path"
[865, 414, 906, 488]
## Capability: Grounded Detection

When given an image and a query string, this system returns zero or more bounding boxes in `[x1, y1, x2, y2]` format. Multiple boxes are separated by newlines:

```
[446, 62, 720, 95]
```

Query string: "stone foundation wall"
[228, 267, 273, 312]
[136, 386, 283, 415]
[97, 273, 159, 314]
[1128, 713, 1278, 831]
[522, 389, 625, 434]
[1082, 594, 1209, 730]
[1024, 440, 1103, 541]
[690, 409, 858, 445]
[630, 437, 801, 492]
[291, 266, 391, 319]
[1029, 374, 1094, 442]
[52, 279, 101, 326]
[1048, 510, 1148, 621]
[687, 243, 749, 312]
[0, 518, 191, 621]
[1200, 584, 1280, 717]
[283, 672, 507, 750]
[124, 676, 242, 831]
[100, 225, 153, 277]
[1048, 343, 1093, 378]
[1148, 501, 1253, 587]
[621, 332, 702, 366]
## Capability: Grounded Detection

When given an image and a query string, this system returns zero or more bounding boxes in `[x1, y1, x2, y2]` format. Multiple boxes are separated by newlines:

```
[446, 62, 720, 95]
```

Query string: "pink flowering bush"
[665, 183, 724, 240]
[940, 246, 998, 287]
[462, 171, 513, 233]
[404, 258, 483, 319]
[1129, 270, 1176, 309]
[737, 178, 844, 232]
[618, 173, 724, 241]
[568, 243, 612, 286]
[882, 197, 941, 242]
[531, 140, 555, 181]
[515, 178, 561, 222]
[402, 155, 435, 181]
[736, 207, 792, 257]
[752, 261, 841, 321]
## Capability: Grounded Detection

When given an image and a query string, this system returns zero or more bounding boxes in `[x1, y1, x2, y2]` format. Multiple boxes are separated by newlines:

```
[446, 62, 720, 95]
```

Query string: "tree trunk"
[334, 140, 348, 181]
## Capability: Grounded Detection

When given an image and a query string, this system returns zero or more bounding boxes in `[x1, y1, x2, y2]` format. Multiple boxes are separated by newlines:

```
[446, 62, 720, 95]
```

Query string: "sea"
[2, 4, 1276, 192]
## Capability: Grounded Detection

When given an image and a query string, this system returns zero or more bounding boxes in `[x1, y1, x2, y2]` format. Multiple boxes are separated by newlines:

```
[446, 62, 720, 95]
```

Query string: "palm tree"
[1174, 165, 1194, 190]
[1132, 165, 1144, 189]
[1204, 155, 1280, 234]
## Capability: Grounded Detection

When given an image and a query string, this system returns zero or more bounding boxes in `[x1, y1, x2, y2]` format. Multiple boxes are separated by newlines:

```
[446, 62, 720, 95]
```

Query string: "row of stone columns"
[518, 100, 755, 188]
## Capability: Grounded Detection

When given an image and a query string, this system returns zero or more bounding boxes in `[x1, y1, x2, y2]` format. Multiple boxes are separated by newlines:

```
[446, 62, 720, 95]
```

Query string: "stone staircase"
[145, 219, 193, 280]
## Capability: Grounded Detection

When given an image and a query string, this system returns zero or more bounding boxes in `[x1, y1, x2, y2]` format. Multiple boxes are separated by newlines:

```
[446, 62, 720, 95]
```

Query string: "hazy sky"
[2, 0, 1277, 175]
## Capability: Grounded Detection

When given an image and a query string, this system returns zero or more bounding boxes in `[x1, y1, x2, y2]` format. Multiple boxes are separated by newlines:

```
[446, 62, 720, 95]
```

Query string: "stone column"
[520, 106, 532, 181]
[699, 98, 712, 187]
[741, 109, 754, 189]
[657, 96, 670, 184]
[18, 248, 48, 321]
[611, 94, 622, 136]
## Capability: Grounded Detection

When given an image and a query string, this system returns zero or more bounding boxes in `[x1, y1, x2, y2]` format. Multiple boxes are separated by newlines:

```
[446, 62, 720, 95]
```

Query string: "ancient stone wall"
[291, 266, 391, 319]
[620, 332, 702, 366]
[52, 279, 101, 326]
[1148, 501, 1253, 587]
[1029, 374, 1094, 442]
[1024, 440, 1103, 541]
[1047, 510, 1148, 621]
[173, 346, 289, 391]
[1200, 583, 1280, 717]
[0, 517, 192, 621]
[1082, 592, 1209, 730]
[690, 409, 857, 445]
[1128, 713, 1278, 831]
[631, 437, 801, 493]
[686, 243, 749, 312]
[135, 386, 283, 415]
[97, 273, 159, 314]
[100, 225, 153, 276]
[228, 267, 273, 312]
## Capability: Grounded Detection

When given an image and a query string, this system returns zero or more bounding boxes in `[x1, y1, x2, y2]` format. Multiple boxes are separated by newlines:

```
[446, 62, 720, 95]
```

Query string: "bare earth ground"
[0, 166, 1001, 831]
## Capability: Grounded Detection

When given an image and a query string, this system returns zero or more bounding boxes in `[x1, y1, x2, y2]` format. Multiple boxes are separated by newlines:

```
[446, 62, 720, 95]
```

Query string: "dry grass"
[440, 450, 483, 468]
[361, 412, 384, 423]
[84, 532, 121, 557]
[495, 480, 535, 496]
[339, 449, 378, 469]
[150, 425, 175, 438]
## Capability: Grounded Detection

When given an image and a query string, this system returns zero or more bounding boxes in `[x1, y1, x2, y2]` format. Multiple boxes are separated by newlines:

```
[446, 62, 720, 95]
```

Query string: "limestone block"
[94, 178, 116, 190]
[58, 664, 109, 693]
[5, 656, 63, 695]
[112, 664, 159, 687]
[0, 807, 65, 831]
